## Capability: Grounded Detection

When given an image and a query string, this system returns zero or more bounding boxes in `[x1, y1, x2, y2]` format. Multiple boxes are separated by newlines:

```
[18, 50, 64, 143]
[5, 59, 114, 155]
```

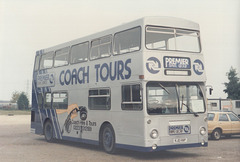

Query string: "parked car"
[208, 111, 240, 140]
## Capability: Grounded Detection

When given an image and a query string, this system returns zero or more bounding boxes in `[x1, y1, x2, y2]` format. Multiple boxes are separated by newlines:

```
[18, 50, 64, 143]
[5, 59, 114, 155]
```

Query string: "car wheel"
[44, 120, 54, 142]
[211, 129, 221, 140]
[101, 124, 116, 154]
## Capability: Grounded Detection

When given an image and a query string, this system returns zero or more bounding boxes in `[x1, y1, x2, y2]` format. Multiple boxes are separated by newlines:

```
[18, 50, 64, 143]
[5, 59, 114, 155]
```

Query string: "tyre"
[211, 129, 221, 140]
[44, 120, 54, 142]
[101, 124, 116, 154]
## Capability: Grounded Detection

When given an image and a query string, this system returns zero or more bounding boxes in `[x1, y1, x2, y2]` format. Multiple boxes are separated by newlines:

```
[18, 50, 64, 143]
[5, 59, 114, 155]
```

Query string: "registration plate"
[173, 138, 187, 143]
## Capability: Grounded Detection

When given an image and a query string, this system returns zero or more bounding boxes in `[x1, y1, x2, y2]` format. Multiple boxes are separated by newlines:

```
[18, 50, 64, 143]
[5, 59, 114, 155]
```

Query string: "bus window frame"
[145, 25, 202, 53]
[52, 91, 68, 110]
[37, 93, 43, 109]
[90, 35, 112, 61]
[39, 51, 54, 70]
[54, 46, 70, 68]
[34, 55, 41, 71]
[146, 82, 206, 115]
[70, 41, 89, 65]
[88, 88, 111, 110]
[121, 83, 143, 111]
[44, 92, 52, 109]
[113, 26, 142, 56]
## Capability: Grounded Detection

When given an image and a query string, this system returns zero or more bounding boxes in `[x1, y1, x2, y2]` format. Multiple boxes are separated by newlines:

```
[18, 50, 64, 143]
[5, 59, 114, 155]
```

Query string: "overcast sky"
[0, 0, 239, 101]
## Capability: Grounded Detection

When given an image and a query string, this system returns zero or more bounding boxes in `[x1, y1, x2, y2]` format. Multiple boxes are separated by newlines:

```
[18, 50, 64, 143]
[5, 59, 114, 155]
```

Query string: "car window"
[208, 113, 215, 121]
[228, 113, 240, 121]
[219, 114, 229, 121]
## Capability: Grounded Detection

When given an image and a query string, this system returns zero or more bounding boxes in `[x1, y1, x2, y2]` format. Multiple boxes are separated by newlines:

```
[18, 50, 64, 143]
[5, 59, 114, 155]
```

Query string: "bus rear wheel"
[44, 120, 54, 142]
[101, 124, 116, 154]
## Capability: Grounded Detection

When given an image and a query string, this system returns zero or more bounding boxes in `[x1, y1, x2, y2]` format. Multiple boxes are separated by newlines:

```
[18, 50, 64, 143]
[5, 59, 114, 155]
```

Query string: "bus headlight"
[150, 129, 159, 139]
[200, 127, 206, 135]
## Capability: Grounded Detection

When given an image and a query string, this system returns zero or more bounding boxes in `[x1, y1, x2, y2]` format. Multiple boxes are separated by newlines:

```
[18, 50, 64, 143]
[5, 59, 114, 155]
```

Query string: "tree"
[10, 91, 21, 103]
[223, 67, 240, 99]
[17, 92, 29, 110]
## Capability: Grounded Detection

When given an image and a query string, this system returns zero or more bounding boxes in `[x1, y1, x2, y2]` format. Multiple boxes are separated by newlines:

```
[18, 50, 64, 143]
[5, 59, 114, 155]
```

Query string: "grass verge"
[0, 109, 31, 115]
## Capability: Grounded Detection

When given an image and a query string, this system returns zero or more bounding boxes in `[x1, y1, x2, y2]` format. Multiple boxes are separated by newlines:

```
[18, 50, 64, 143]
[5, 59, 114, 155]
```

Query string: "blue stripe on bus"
[53, 109, 62, 139]
[50, 109, 58, 139]
[116, 142, 208, 152]
[45, 109, 61, 139]
[58, 135, 208, 152]
[62, 136, 99, 145]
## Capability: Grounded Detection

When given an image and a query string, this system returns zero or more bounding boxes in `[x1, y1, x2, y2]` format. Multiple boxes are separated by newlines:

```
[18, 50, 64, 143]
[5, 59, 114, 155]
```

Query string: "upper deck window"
[40, 51, 54, 70]
[113, 27, 141, 55]
[34, 55, 40, 71]
[54, 47, 69, 67]
[70, 42, 89, 64]
[146, 26, 201, 53]
[90, 35, 112, 60]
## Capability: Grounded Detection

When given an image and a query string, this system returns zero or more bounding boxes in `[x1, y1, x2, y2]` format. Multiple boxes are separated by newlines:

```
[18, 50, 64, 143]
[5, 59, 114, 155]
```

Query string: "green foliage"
[10, 91, 21, 103]
[223, 67, 240, 99]
[17, 92, 29, 110]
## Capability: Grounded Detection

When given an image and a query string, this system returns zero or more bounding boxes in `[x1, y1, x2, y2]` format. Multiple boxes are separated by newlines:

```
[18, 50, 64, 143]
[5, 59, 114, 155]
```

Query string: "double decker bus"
[31, 17, 208, 153]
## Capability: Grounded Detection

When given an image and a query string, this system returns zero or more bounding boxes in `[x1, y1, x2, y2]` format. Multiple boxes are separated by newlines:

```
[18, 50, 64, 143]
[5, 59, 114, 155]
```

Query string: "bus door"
[53, 92, 87, 138]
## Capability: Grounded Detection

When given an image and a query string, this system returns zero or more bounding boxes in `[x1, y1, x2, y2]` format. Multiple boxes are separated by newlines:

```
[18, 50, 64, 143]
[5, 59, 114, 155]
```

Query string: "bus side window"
[70, 42, 89, 64]
[89, 88, 111, 110]
[90, 35, 112, 60]
[44, 93, 52, 109]
[52, 92, 68, 109]
[113, 27, 141, 55]
[40, 52, 54, 70]
[37, 93, 43, 109]
[121, 84, 142, 110]
[34, 55, 41, 71]
[54, 47, 69, 67]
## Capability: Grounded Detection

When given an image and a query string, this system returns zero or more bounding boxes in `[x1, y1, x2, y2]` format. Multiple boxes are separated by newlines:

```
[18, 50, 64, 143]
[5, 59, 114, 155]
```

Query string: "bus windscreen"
[146, 26, 201, 53]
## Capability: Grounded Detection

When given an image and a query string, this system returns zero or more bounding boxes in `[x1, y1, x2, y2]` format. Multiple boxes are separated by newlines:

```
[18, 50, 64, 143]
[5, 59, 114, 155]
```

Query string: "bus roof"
[37, 16, 200, 55]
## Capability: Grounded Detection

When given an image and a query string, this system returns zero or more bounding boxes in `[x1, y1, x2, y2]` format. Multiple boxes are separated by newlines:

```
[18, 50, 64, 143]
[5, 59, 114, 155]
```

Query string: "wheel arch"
[213, 127, 222, 134]
[43, 118, 52, 135]
[211, 127, 223, 140]
[99, 121, 114, 145]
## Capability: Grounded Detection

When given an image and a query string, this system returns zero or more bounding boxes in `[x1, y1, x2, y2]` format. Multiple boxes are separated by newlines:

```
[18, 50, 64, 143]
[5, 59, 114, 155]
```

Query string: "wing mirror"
[206, 85, 213, 95]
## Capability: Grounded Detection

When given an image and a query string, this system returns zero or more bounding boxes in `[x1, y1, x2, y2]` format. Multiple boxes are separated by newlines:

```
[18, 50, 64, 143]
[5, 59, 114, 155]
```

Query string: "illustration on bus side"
[56, 104, 88, 134]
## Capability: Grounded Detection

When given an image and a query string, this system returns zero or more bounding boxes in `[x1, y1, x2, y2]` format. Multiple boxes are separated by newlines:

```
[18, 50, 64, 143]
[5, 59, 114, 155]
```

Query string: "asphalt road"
[0, 115, 239, 162]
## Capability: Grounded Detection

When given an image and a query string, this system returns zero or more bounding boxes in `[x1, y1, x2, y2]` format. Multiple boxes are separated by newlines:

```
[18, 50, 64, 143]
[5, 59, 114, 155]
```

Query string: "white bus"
[31, 17, 208, 153]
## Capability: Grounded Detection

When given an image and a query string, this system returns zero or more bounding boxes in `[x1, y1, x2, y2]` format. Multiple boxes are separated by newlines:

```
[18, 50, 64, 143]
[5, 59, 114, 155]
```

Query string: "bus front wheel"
[44, 120, 54, 142]
[101, 124, 116, 154]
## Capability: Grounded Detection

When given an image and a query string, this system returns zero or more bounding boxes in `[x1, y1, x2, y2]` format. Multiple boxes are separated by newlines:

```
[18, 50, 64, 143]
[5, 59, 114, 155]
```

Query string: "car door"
[218, 113, 231, 134]
[207, 113, 216, 134]
[228, 113, 240, 134]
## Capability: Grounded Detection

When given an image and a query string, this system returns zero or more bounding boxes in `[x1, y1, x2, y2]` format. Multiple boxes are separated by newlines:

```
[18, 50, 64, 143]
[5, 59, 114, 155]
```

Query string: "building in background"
[207, 99, 240, 117]
[0, 100, 17, 109]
